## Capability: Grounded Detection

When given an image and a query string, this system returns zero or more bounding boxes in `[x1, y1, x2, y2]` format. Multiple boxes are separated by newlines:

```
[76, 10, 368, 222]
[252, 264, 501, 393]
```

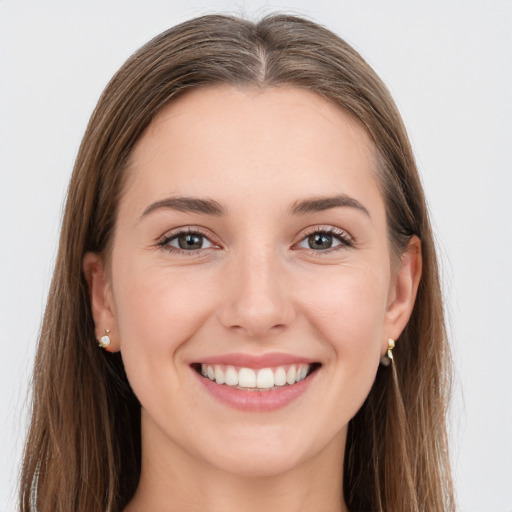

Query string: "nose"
[217, 247, 296, 339]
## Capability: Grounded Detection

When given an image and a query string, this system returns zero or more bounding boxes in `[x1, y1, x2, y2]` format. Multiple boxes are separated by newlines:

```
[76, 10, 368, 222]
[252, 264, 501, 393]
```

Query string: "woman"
[19, 13, 455, 512]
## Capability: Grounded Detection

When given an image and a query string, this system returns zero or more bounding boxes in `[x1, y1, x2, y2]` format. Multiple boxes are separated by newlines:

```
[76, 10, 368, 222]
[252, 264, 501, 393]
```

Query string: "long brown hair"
[20, 13, 454, 512]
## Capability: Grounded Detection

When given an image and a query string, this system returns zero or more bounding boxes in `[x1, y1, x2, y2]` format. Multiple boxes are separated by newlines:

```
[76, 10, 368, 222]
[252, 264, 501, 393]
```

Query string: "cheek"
[301, 265, 389, 360]
[281, 265, 391, 445]
[110, 252, 218, 361]
[110, 261, 220, 418]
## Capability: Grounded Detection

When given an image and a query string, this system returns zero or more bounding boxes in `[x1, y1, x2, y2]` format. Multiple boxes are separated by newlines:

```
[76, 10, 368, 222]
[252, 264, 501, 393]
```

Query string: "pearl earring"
[98, 329, 111, 349]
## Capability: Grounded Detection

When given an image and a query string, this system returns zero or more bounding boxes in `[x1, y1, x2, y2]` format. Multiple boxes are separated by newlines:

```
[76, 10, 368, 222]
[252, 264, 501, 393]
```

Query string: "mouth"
[191, 362, 322, 392]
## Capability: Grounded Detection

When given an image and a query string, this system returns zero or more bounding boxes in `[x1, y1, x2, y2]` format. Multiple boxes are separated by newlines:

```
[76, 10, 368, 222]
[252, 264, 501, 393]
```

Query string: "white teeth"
[274, 367, 287, 386]
[214, 366, 225, 385]
[286, 365, 297, 385]
[238, 368, 256, 387]
[256, 368, 274, 389]
[199, 363, 315, 389]
[297, 364, 308, 381]
[225, 365, 238, 386]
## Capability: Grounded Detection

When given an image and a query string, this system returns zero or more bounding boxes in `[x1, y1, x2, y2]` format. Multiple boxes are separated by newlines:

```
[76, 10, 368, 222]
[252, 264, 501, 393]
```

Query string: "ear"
[83, 252, 120, 352]
[383, 236, 422, 352]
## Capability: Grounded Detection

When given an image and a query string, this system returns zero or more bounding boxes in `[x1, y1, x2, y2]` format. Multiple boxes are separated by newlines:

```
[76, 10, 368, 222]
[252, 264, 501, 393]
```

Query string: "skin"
[84, 86, 421, 512]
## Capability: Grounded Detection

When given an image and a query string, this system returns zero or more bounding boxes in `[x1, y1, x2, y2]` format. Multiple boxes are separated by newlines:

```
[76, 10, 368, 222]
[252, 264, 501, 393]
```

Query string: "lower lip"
[194, 369, 318, 412]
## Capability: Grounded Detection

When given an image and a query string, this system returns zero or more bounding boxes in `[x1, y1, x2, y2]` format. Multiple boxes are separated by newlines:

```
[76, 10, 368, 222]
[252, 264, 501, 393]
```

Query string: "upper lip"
[193, 352, 318, 369]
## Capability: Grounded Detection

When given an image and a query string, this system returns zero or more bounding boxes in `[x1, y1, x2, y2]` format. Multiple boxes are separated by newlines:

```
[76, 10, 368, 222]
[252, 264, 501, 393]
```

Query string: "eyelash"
[297, 226, 354, 253]
[157, 227, 216, 256]
[156, 226, 354, 255]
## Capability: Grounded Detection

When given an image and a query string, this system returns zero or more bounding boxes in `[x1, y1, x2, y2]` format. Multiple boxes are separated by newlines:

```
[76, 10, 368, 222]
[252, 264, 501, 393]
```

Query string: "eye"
[158, 229, 216, 253]
[296, 227, 353, 251]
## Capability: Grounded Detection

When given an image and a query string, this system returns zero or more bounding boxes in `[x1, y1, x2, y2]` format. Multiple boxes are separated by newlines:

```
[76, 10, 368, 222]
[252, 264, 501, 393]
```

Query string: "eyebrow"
[140, 193, 369, 219]
[289, 194, 370, 217]
[141, 197, 225, 218]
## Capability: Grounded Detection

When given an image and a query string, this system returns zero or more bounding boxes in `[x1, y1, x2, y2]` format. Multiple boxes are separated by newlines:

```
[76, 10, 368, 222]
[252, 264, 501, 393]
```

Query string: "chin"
[195, 425, 333, 478]
[206, 445, 307, 478]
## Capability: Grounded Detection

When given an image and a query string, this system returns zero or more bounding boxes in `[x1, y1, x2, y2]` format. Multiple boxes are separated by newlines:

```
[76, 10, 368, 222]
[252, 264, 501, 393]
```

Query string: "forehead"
[122, 85, 382, 219]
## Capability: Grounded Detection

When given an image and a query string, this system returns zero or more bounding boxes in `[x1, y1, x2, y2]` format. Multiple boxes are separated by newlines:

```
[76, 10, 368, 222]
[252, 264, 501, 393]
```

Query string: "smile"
[194, 363, 319, 390]
[191, 356, 321, 412]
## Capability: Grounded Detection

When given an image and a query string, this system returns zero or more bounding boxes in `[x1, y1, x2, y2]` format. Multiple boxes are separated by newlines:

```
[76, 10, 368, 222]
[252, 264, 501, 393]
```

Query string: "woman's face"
[87, 86, 419, 477]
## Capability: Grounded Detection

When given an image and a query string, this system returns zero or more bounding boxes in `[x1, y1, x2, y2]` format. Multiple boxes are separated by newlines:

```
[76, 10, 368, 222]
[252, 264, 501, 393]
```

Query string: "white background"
[1, 1, 511, 511]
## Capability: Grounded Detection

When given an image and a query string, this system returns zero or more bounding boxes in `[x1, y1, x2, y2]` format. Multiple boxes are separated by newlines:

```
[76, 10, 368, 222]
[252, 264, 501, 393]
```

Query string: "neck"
[125, 414, 348, 512]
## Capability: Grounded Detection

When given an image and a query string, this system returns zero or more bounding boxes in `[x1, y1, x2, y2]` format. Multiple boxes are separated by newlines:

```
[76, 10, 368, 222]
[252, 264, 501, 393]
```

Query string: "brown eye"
[177, 233, 204, 250]
[296, 228, 353, 252]
[307, 233, 333, 250]
[163, 231, 215, 252]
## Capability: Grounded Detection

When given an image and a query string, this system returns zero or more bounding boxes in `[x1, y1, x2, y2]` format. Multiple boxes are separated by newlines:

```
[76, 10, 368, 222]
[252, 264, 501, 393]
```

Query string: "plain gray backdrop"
[1, 1, 511, 511]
